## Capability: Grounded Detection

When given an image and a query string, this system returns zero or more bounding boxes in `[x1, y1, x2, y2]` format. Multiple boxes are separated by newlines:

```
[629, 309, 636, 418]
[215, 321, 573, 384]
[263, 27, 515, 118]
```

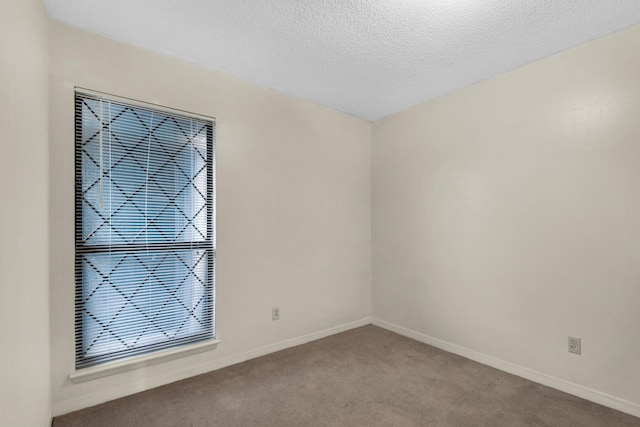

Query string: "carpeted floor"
[54, 325, 640, 426]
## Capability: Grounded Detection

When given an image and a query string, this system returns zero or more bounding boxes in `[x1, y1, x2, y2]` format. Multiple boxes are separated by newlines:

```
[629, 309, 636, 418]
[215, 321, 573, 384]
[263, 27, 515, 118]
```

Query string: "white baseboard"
[372, 318, 640, 419]
[53, 317, 372, 417]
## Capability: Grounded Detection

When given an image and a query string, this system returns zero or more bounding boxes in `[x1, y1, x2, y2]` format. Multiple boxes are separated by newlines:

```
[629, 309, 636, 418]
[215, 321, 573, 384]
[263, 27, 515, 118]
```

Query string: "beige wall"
[49, 22, 372, 414]
[372, 24, 640, 413]
[0, 1, 51, 426]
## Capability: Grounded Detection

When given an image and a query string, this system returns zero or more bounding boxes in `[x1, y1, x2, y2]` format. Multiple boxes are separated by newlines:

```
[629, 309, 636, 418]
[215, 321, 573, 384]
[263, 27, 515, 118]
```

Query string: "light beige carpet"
[54, 325, 640, 426]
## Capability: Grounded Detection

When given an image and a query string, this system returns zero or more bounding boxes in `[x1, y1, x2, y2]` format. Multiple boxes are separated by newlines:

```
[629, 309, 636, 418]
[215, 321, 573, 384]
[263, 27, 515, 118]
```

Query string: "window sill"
[69, 339, 221, 384]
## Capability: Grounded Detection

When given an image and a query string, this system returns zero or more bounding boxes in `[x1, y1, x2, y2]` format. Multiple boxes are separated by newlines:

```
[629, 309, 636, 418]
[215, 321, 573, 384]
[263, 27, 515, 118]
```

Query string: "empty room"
[2, 0, 640, 426]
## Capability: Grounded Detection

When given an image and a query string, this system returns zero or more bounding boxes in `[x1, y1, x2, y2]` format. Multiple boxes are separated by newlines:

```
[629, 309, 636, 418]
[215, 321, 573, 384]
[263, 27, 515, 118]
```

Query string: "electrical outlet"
[272, 307, 280, 321]
[568, 336, 581, 355]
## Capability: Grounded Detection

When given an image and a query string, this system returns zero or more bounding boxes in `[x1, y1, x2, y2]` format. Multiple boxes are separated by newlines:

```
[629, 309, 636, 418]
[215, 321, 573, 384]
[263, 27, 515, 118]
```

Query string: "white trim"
[53, 317, 371, 416]
[371, 318, 640, 419]
[74, 87, 215, 123]
[69, 339, 221, 384]
[47, 408, 52, 427]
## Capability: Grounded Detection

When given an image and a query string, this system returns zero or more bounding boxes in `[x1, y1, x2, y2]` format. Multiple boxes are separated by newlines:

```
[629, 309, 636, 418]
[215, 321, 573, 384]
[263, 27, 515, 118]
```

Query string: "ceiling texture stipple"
[44, 0, 640, 121]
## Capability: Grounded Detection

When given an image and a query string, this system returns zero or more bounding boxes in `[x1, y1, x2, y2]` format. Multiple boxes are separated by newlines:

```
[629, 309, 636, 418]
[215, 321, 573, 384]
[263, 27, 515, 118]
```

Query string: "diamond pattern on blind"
[75, 92, 215, 369]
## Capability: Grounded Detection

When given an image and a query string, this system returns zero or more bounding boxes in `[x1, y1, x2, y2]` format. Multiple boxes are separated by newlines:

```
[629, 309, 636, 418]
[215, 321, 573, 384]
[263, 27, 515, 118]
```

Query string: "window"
[75, 91, 216, 369]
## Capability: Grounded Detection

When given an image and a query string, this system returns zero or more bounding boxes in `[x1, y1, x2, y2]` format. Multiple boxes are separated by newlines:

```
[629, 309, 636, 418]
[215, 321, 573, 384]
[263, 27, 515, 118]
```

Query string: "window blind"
[74, 91, 216, 369]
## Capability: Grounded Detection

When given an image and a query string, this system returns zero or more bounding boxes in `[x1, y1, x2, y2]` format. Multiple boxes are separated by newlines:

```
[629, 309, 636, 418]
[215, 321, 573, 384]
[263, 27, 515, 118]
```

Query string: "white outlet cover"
[568, 337, 581, 355]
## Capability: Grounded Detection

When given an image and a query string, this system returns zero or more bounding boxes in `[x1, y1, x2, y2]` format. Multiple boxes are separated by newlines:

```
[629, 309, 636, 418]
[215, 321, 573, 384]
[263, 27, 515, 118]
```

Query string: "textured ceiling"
[44, 0, 640, 121]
